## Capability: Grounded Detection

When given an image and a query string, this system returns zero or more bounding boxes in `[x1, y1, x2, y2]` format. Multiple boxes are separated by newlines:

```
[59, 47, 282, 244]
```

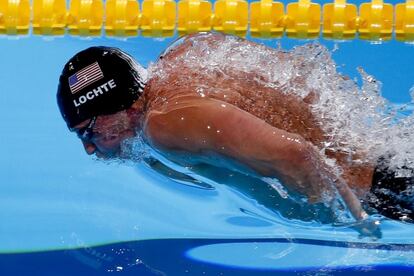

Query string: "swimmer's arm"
[144, 98, 367, 221]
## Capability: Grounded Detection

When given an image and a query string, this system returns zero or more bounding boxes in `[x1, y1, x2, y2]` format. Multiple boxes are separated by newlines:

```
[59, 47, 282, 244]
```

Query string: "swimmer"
[56, 32, 412, 224]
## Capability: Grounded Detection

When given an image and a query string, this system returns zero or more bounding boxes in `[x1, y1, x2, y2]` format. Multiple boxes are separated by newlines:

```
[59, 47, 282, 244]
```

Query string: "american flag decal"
[68, 62, 104, 94]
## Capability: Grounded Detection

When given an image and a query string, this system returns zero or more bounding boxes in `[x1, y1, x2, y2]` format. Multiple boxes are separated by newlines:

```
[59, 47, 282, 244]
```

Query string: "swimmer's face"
[72, 110, 137, 158]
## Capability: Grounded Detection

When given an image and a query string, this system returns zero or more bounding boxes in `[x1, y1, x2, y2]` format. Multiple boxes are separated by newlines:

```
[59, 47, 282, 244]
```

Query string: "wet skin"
[72, 32, 375, 221]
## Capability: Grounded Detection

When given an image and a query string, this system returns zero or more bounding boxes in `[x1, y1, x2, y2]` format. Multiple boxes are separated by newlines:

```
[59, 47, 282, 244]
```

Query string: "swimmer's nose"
[82, 141, 97, 155]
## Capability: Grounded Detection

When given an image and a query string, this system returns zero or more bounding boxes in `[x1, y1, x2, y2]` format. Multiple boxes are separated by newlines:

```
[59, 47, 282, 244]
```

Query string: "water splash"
[148, 33, 414, 172]
[120, 132, 151, 163]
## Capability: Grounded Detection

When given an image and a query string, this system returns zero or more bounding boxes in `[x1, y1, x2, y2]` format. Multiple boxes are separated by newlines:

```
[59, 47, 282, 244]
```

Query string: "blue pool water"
[1, 9, 414, 275]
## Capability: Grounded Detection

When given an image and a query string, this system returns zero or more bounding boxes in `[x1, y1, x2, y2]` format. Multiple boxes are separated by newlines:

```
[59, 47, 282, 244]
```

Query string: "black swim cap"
[57, 46, 147, 129]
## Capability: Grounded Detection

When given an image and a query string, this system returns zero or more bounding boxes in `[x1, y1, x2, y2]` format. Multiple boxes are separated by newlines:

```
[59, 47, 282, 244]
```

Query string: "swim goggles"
[72, 116, 97, 142]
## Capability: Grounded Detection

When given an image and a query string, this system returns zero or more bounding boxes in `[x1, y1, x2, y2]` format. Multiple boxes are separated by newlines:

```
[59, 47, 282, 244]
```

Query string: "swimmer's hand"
[351, 217, 383, 239]
[144, 97, 366, 220]
[334, 215, 382, 239]
[357, 218, 383, 239]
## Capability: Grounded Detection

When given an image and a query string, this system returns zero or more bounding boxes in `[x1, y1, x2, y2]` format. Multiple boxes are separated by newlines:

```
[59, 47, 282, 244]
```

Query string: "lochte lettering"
[72, 79, 117, 108]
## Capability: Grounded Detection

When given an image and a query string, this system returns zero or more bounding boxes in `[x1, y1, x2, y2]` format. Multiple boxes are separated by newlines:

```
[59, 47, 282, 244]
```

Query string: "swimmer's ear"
[82, 141, 97, 155]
